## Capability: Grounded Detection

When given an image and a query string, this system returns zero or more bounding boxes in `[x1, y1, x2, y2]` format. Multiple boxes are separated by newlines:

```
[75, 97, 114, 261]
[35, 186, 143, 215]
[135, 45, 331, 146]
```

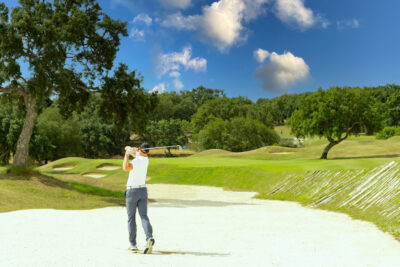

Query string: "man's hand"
[125, 146, 137, 157]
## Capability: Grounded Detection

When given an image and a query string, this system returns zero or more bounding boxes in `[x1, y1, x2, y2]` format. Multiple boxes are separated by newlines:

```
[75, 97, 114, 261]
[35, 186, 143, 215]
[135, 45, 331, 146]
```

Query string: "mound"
[191, 149, 233, 157]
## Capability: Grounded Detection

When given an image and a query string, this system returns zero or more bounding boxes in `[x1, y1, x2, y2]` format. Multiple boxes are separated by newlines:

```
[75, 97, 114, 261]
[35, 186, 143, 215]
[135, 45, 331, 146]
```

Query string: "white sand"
[1, 184, 400, 267]
[270, 152, 293, 154]
[83, 173, 106, 179]
[53, 165, 75, 171]
[97, 165, 120, 171]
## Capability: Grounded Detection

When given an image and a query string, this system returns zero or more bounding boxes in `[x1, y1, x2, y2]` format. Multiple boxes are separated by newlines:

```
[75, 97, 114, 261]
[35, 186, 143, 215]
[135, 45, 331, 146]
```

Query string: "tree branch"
[0, 149, 10, 161]
[74, 84, 101, 94]
[339, 122, 359, 142]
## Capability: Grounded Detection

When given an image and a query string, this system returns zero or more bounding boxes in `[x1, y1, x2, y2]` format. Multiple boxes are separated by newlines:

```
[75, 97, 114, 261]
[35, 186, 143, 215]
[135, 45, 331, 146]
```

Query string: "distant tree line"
[1, 84, 399, 164]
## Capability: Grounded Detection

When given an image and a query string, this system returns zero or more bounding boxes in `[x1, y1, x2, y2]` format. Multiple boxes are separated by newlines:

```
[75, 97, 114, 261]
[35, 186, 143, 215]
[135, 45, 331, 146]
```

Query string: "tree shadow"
[331, 154, 400, 160]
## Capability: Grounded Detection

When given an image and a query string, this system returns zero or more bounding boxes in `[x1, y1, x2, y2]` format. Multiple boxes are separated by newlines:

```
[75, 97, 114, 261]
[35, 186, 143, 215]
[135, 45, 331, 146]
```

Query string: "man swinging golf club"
[123, 142, 155, 254]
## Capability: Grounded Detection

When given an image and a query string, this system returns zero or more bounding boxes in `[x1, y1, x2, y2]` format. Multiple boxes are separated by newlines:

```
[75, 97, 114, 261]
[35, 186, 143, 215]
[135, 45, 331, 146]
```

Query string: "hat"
[140, 142, 150, 153]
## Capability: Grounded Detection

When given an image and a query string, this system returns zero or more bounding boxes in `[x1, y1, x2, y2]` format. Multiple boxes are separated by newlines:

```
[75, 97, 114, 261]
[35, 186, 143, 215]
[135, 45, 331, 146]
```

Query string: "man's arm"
[123, 147, 136, 171]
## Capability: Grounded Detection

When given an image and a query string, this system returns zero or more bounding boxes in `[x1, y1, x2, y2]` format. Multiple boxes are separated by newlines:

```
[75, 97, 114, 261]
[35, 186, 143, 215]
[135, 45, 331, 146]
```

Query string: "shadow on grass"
[0, 169, 126, 206]
[331, 154, 400, 160]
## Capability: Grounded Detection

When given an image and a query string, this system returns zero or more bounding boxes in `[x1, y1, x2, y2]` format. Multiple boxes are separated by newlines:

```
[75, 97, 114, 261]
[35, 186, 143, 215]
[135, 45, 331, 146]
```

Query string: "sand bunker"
[83, 173, 106, 179]
[2, 185, 400, 267]
[96, 164, 120, 171]
[52, 165, 75, 171]
[270, 152, 294, 154]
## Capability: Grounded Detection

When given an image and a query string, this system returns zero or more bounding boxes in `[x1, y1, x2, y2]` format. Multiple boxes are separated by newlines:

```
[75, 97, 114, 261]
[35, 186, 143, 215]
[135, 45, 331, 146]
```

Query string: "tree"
[30, 107, 82, 164]
[0, 0, 156, 167]
[288, 87, 382, 159]
[182, 86, 225, 106]
[0, 99, 24, 165]
[195, 117, 280, 152]
[73, 94, 132, 158]
[191, 97, 252, 132]
[141, 119, 188, 155]
[150, 92, 196, 122]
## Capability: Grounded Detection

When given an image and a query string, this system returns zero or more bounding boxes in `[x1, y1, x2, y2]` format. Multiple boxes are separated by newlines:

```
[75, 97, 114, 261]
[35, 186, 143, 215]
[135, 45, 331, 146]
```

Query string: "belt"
[127, 185, 146, 189]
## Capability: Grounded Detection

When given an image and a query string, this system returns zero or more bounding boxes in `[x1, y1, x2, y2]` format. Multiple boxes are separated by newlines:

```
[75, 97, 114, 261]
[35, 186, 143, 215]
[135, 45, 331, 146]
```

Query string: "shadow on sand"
[150, 198, 252, 208]
[146, 250, 230, 257]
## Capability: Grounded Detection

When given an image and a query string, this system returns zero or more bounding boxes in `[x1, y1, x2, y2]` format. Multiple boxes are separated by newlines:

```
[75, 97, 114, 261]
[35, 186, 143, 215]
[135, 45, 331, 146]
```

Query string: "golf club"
[145, 145, 186, 150]
[125, 145, 187, 155]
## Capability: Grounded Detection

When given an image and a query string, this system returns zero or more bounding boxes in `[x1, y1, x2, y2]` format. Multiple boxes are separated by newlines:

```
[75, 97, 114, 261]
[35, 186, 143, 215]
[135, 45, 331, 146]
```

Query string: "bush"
[195, 117, 280, 152]
[376, 126, 400, 139]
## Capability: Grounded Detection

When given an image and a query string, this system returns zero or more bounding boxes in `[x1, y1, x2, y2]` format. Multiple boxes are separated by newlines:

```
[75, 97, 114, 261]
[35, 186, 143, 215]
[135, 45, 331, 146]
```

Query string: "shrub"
[376, 126, 400, 139]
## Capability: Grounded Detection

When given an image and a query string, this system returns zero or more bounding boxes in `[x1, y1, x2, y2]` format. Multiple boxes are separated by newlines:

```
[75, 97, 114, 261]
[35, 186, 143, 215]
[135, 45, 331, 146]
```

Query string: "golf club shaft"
[146, 145, 181, 150]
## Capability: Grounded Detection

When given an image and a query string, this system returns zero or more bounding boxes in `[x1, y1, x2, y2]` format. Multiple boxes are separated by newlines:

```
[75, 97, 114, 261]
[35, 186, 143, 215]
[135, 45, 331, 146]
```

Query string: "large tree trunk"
[320, 141, 338, 159]
[13, 97, 37, 167]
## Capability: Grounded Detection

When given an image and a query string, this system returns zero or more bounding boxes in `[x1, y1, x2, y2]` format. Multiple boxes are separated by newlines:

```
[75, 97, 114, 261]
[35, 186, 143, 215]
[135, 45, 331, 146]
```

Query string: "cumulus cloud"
[173, 78, 184, 90]
[337, 19, 360, 30]
[162, 0, 270, 51]
[156, 46, 207, 77]
[132, 13, 153, 26]
[151, 83, 167, 93]
[162, 12, 198, 30]
[160, 0, 192, 9]
[130, 28, 145, 41]
[274, 0, 326, 30]
[255, 51, 310, 93]
[169, 71, 181, 78]
[254, 48, 270, 63]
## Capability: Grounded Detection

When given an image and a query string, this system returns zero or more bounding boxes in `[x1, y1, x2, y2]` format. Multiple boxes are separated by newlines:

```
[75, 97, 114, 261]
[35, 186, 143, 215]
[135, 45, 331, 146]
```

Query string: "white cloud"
[274, 0, 325, 30]
[156, 46, 207, 77]
[162, 12, 198, 30]
[169, 71, 181, 78]
[243, 0, 270, 22]
[151, 83, 167, 93]
[162, 0, 269, 52]
[255, 51, 310, 93]
[130, 28, 145, 41]
[337, 19, 360, 30]
[132, 13, 153, 26]
[160, 0, 192, 9]
[173, 78, 184, 90]
[254, 48, 270, 63]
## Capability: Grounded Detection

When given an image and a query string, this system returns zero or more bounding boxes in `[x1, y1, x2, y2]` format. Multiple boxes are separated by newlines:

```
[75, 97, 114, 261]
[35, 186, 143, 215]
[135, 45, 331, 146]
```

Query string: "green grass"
[2, 134, 400, 241]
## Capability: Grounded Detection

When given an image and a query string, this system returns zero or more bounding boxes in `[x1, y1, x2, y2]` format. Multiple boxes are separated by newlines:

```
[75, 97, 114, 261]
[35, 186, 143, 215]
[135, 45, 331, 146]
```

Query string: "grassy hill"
[1, 134, 400, 240]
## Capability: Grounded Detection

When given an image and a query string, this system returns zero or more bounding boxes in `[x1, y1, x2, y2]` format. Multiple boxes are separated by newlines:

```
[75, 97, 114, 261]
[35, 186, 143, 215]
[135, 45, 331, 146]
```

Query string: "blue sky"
[4, 0, 400, 101]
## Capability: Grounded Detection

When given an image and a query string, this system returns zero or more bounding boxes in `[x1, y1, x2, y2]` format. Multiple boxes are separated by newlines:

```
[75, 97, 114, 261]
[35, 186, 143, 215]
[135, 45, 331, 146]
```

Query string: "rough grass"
[0, 168, 125, 212]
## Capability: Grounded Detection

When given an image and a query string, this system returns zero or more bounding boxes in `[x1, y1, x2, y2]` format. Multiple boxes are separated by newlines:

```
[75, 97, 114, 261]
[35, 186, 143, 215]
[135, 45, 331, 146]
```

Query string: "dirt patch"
[96, 164, 120, 171]
[83, 173, 106, 179]
[53, 165, 75, 171]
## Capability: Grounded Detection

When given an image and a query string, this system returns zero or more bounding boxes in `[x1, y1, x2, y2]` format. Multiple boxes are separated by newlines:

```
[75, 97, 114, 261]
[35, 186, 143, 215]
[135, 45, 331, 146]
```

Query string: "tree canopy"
[0, 0, 156, 167]
[289, 87, 382, 159]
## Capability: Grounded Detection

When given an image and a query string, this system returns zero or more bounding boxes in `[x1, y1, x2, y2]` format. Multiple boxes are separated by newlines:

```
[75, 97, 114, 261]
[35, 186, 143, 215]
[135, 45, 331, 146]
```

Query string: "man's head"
[138, 142, 150, 156]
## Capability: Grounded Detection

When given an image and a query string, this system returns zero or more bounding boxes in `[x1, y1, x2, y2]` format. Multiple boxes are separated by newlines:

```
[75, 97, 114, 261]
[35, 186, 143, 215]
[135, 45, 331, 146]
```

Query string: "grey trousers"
[126, 187, 153, 246]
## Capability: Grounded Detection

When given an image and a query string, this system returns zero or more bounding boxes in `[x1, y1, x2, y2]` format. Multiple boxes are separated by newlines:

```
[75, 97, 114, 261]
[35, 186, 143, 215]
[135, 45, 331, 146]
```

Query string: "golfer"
[123, 142, 155, 254]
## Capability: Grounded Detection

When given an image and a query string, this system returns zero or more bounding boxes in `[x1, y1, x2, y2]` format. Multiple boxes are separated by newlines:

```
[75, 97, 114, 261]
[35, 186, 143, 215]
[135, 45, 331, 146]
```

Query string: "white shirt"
[126, 153, 149, 187]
